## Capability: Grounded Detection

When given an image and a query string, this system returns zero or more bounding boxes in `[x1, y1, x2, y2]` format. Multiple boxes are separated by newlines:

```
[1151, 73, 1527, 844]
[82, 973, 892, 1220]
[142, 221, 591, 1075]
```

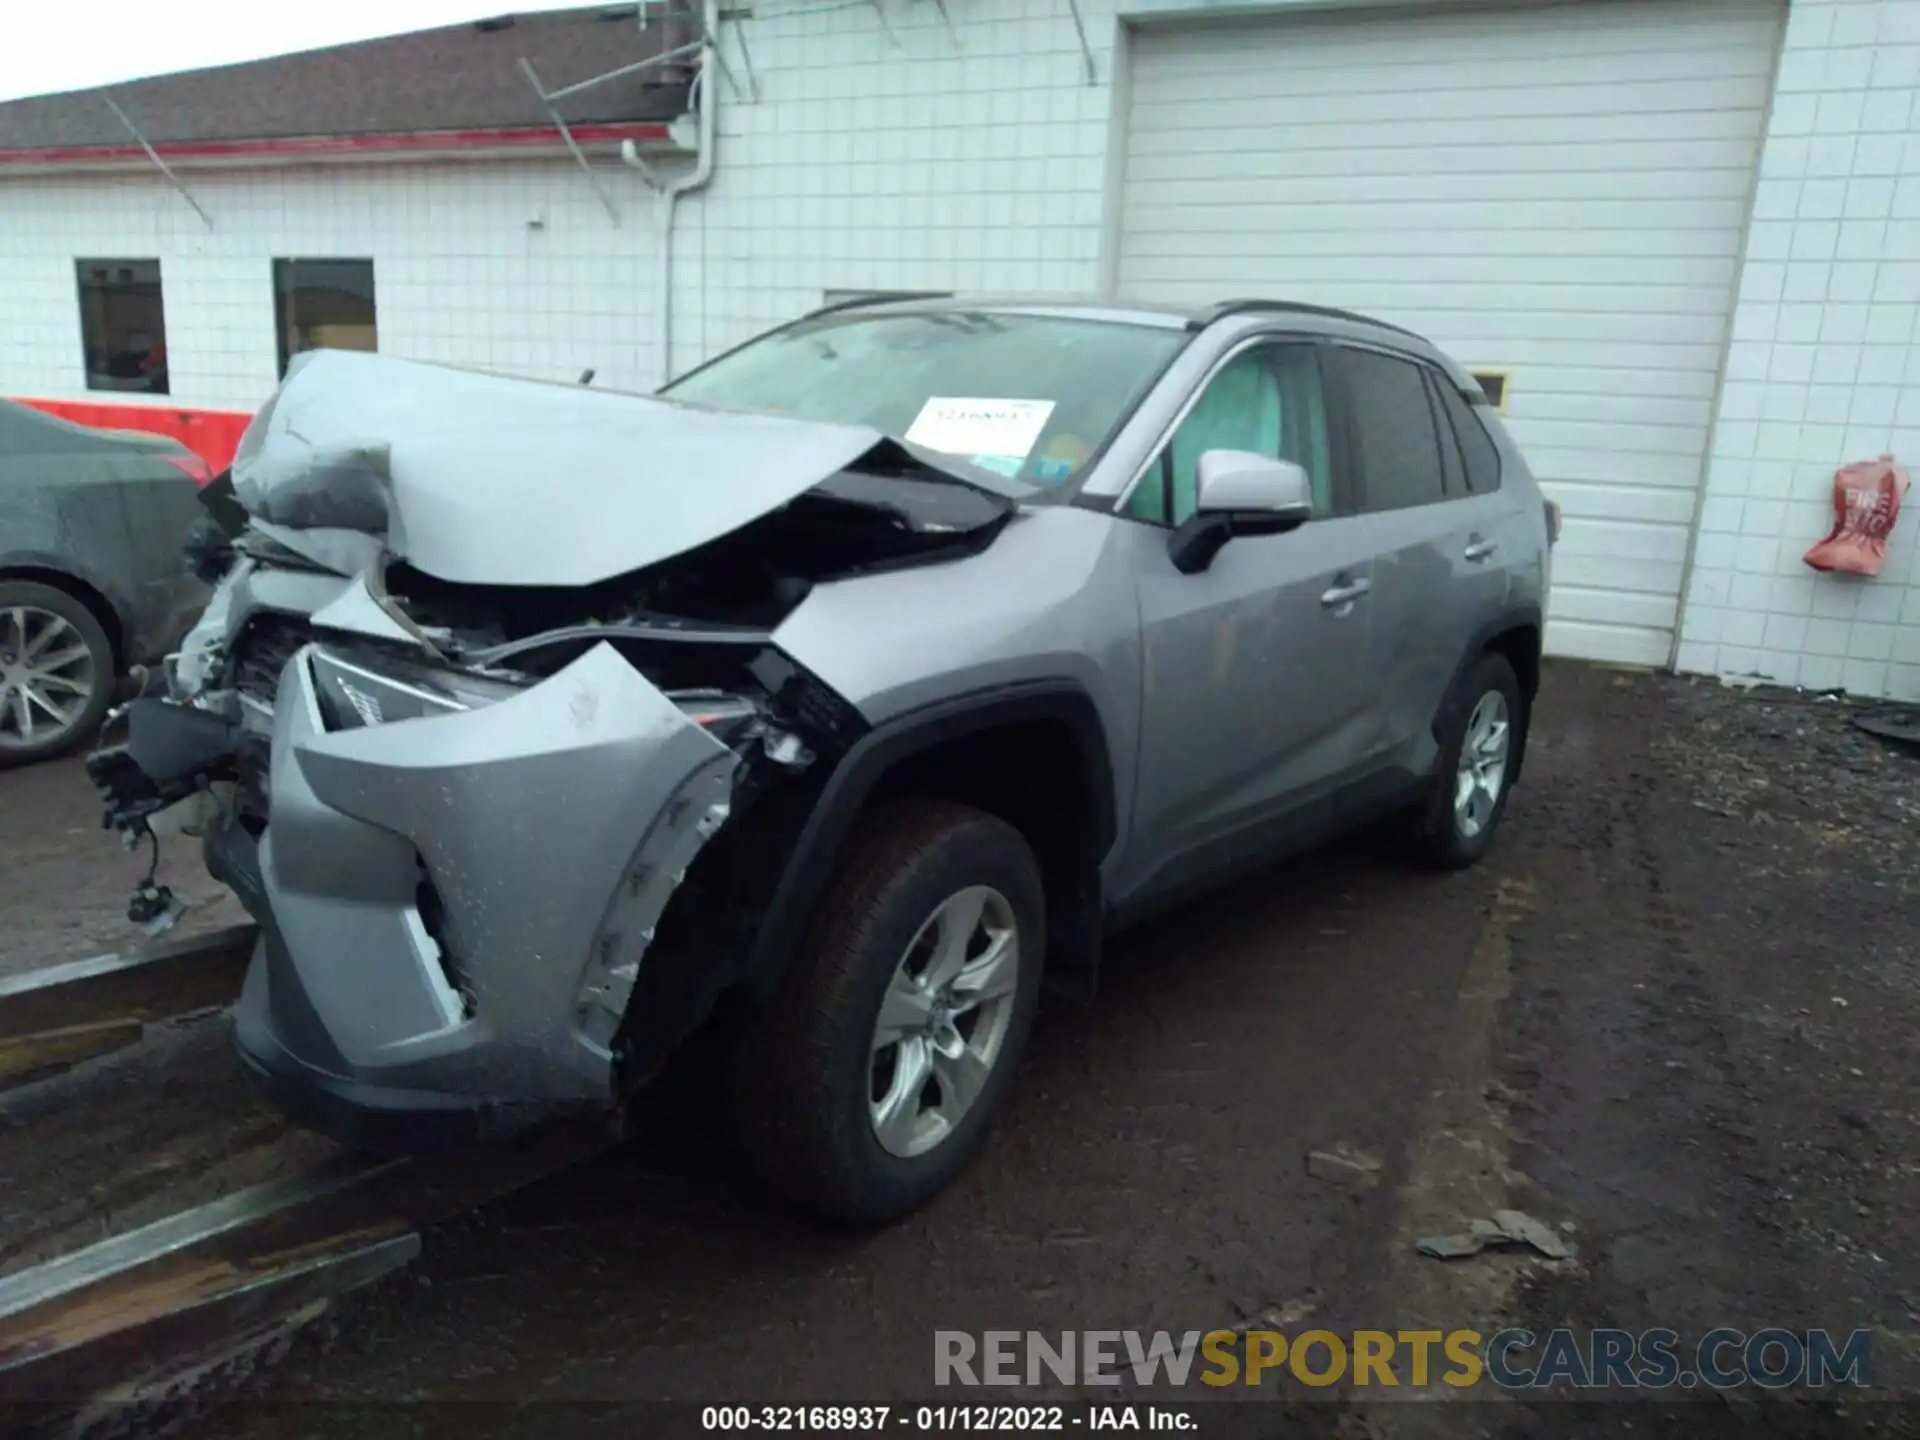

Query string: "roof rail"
[803, 290, 954, 320]
[1187, 298, 1425, 341]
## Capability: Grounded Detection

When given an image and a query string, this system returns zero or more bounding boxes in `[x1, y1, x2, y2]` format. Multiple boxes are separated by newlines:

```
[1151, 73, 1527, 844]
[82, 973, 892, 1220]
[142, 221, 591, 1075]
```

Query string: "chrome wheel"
[0, 606, 98, 754]
[1453, 691, 1511, 839]
[868, 884, 1021, 1160]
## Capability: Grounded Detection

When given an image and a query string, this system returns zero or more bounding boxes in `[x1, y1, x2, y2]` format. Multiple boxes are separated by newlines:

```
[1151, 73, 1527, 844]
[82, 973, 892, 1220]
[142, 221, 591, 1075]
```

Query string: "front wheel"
[727, 798, 1045, 1226]
[1408, 650, 1523, 870]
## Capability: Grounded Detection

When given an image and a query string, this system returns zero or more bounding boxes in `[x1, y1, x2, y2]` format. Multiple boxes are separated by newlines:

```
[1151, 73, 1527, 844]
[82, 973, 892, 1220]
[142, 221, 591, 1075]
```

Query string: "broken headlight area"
[322, 480, 905, 762]
[307, 646, 511, 730]
[303, 637, 841, 782]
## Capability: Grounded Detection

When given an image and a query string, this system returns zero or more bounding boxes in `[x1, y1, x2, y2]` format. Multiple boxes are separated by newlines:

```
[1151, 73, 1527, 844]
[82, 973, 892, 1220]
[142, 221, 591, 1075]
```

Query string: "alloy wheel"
[0, 606, 98, 754]
[1453, 691, 1511, 839]
[867, 884, 1022, 1159]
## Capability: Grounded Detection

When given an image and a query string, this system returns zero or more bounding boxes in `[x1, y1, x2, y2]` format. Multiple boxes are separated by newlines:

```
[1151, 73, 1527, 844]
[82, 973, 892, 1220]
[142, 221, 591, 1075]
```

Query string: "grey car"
[90, 296, 1559, 1223]
[0, 398, 213, 767]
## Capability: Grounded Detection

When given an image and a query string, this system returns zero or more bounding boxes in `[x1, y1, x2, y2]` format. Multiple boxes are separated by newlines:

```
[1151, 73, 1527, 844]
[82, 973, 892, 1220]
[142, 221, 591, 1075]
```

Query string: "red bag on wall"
[1804, 455, 1908, 576]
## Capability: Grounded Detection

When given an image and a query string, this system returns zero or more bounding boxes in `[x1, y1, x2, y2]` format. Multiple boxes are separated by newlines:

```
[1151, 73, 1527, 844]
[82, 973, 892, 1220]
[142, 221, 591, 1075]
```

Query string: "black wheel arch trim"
[737, 679, 1118, 1000]
[1433, 604, 1543, 782]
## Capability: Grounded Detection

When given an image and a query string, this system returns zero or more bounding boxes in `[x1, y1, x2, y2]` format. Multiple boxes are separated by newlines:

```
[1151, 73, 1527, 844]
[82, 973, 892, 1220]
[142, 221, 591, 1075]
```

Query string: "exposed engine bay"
[378, 466, 1009, 680]
[146, 460, 1007, 795]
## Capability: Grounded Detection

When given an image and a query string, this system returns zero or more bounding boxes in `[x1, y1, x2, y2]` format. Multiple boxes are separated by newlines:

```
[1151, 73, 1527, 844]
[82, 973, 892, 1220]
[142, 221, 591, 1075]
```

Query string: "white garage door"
[1117, 0, 1782, 666]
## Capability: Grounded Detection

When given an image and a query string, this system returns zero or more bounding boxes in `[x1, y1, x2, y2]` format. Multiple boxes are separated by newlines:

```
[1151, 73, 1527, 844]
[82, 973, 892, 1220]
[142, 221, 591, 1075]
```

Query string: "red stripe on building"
[0, 122, 674, 169]
[17, 398, 253, 472]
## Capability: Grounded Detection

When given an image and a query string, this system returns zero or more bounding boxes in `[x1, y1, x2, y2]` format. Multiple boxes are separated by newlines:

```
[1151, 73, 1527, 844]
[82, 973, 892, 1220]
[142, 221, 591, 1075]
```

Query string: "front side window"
[662, 311, 1187, 490]
[1126, 343, 1332, 527]
[76, 259, 168, 395]
[1341, 348, 1447, 513]
[273, 258, 378, 378]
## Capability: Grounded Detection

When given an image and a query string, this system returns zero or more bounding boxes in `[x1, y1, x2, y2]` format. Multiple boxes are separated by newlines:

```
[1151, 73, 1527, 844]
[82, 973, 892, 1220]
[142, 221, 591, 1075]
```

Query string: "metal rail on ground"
[0, 924, 257, 1087]
[0, 926, 619, 1433]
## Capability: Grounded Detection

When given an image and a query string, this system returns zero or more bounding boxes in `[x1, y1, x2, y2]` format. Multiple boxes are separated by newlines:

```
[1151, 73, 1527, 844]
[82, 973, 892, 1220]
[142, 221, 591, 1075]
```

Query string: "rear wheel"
[0, 581, 115, 769]
[1408, 650, 1522, 870]
[727, 798, 1045, 1226]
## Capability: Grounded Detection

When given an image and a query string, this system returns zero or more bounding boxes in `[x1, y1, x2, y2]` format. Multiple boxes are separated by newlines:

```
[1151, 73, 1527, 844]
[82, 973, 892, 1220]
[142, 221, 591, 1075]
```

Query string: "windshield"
[661, 310, 1186, 488]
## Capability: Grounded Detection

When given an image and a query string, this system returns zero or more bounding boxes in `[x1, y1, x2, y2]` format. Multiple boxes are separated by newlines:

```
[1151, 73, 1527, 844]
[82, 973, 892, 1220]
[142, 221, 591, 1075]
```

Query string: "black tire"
[1408, 650, 1524, 870]
[0, 580, 116, 770]
[727, 797, 1046, 1226]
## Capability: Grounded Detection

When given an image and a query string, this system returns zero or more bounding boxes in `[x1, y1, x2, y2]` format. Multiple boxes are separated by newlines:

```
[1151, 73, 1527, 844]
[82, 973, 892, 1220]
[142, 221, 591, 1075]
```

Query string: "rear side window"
[1432, 379, 1504, 494]
[1340, 348, 1446, 512]
[1423, 371, 1467, 497]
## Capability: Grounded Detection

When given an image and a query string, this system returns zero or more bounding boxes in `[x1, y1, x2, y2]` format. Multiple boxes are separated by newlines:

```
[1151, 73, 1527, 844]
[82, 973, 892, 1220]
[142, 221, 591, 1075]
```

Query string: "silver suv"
[90, 296, 1558, 1224]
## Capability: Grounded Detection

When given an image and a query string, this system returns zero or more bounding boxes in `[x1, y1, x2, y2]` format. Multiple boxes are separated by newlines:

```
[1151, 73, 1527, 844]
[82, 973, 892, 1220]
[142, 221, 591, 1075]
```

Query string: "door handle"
[1320, 577, 1372, 608]
[1463, 536, 1498, 563]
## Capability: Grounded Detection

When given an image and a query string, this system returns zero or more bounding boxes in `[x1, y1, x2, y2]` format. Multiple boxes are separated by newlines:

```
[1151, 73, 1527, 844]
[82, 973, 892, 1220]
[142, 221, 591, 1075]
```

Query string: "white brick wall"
[679, 0, 1115, 365]
[8, 0, 1920, 695]
[0, 0, 1120, 413]
[0, 0, 1520, 412]
[1675, 0, 1920, 700]
[0, 163, 666, 408]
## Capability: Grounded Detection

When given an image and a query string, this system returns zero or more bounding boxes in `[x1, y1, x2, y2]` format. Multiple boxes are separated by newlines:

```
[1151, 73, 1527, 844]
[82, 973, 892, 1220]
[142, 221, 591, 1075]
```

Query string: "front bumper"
[231, 912, 542, 1153]
[224, 641, 739, 1150]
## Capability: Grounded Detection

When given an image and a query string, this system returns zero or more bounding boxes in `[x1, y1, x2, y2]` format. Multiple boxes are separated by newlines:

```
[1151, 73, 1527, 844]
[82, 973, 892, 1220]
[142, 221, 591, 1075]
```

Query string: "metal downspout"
[621, 0, 718, 384]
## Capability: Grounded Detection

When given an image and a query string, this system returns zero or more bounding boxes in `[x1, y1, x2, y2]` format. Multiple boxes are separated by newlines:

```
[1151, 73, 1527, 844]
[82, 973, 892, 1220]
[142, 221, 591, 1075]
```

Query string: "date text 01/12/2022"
[700, 1406, 1196, 1431]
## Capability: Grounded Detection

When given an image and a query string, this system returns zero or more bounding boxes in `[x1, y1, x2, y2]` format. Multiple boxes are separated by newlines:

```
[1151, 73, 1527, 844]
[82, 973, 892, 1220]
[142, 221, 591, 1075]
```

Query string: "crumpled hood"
[230, 350, 977, 587]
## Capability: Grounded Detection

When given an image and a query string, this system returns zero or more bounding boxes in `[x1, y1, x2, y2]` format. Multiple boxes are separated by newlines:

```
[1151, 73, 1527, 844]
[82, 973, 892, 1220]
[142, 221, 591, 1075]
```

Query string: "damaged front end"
[93, 350, 1016, 1147]
[236, 581, 871, 1132]
[227, 634, 817, 1147]
[85, 497, 358, 930]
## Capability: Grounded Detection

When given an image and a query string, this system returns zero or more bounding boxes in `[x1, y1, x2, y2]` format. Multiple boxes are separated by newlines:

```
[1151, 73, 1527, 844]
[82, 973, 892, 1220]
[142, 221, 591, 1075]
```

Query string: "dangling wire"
[141, 825, 162, 889]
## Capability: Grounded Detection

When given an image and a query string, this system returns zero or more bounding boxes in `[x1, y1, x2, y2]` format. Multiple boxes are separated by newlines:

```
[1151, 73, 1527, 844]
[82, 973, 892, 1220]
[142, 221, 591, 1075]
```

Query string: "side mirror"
[1168, 450, 1314, 574]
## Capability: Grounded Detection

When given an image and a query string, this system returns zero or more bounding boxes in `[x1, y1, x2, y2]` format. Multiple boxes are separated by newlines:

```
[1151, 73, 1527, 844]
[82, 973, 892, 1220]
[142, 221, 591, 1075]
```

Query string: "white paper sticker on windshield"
[905, 397, 1056, 461]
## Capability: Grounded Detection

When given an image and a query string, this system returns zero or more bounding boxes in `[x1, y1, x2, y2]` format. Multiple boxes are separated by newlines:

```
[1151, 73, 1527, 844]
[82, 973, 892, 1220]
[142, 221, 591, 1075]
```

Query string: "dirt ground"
[0, 753, 248, 979]
[1490, 668, 1920, 1436]
[0, 756, 329, 1287]
[2, 662, 1917, 1436]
